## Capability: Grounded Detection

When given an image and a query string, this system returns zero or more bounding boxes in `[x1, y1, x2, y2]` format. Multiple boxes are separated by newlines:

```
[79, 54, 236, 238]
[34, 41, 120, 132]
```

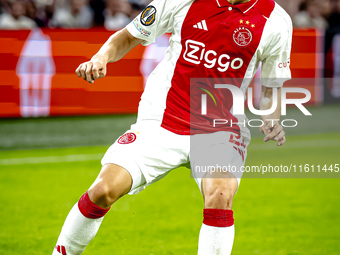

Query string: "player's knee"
[88, 182, 122, 209]
[204, 178, 238, 210]
[205, 188, 234, 209]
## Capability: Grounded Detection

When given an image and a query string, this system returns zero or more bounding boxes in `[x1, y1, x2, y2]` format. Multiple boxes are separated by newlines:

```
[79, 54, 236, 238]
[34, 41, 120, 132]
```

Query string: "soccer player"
[52, 0, 292, 254]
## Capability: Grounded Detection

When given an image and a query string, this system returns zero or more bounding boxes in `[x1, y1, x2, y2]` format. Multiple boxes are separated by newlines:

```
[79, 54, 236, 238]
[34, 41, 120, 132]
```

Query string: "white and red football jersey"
[126, 0, 292, 143]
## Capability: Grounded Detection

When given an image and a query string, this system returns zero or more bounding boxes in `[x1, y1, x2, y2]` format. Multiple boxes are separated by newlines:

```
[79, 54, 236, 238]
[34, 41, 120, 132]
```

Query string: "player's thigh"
[101, 123, 190, 195]
[88, 163, 132, 208]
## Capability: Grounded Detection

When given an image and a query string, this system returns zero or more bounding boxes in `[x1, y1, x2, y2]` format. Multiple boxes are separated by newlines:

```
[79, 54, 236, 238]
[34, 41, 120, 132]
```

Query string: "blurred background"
[0, 0, 340, 254]
[0, 0, 339, 149]
[0, 0, 339, 30]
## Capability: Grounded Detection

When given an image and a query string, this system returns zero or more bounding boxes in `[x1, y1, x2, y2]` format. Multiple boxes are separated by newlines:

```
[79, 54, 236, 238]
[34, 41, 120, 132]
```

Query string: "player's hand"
[259, 120, 286, 146]
[75, 57, 107, 84]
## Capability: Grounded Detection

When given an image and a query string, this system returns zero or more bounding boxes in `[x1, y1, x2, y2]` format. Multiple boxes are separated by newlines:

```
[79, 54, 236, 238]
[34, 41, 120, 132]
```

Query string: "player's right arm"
[76, 0, 175, 83]
[75, 28, 143, 83]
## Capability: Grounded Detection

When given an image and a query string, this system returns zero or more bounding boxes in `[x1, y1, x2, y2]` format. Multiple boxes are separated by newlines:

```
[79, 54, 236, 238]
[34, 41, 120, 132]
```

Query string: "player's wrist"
[91, 54, 109, 65]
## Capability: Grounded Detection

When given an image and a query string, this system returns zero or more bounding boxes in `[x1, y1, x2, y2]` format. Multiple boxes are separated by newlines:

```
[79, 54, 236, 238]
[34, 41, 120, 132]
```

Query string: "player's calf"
[197, 172, 238, 255]
[52, 164, 132, 255]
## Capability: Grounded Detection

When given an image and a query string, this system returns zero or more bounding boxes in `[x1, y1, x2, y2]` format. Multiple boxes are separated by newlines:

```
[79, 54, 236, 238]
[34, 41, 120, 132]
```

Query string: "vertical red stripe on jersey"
[256, 0, 275, 18]
[161, 0, 275, 135]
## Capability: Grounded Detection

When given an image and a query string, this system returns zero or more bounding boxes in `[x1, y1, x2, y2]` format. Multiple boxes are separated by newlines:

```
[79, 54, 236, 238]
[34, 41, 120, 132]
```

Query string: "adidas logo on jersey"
[193, 20, 208, 31]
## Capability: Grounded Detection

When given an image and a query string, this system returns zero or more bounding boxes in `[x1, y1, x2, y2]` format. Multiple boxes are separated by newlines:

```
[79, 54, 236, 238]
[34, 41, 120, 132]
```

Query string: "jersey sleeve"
[126, 0, 174, 46]
[260, 19, 293, 88]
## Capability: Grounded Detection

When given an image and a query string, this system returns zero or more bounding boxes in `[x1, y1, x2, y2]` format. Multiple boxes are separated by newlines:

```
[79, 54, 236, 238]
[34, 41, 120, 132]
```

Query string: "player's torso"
[173, 0, 268, 79]
[138, 0, 276, 137]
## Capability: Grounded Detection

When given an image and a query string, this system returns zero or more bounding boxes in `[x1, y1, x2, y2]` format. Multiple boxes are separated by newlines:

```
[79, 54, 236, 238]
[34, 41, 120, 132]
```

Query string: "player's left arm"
[259, 15, 293, 147]
[259, 86, 285, 146]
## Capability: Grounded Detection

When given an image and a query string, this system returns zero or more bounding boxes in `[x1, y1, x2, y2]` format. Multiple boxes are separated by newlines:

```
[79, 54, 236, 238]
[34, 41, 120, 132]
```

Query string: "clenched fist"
[259, 120, 286, 146]
[75, 57, 107, 84]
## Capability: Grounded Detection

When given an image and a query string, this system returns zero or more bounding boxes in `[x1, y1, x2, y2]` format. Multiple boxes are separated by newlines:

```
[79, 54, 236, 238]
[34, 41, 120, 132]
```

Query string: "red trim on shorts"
[78, 191, 110, 219]
[203, 209, 234, 227]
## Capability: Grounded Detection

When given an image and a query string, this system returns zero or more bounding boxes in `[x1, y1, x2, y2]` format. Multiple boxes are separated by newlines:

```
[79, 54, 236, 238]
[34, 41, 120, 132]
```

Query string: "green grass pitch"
[0, 131, 339, 254]
[0, 106, 339, 254]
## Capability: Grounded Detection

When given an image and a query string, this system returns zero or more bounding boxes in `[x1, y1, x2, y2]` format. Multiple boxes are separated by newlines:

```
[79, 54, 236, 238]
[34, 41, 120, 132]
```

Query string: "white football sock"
[52, 203, 104, 255]
[197, 223, 235, 255]
[52, 190, 112, 255]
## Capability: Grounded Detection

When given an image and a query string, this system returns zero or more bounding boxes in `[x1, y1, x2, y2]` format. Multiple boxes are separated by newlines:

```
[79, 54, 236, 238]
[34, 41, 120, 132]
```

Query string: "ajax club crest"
[118, 133, 137, 144]
[233, 27, 253, 47]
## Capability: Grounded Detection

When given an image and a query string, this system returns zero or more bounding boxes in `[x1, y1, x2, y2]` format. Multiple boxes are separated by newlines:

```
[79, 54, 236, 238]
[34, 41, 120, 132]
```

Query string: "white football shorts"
[101, 121, 247, 195]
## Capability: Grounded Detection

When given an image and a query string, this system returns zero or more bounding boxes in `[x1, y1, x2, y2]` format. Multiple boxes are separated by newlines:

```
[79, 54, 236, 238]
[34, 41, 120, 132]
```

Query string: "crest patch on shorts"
[140, 5, 157, 26]
[118, 133, 137, 144]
